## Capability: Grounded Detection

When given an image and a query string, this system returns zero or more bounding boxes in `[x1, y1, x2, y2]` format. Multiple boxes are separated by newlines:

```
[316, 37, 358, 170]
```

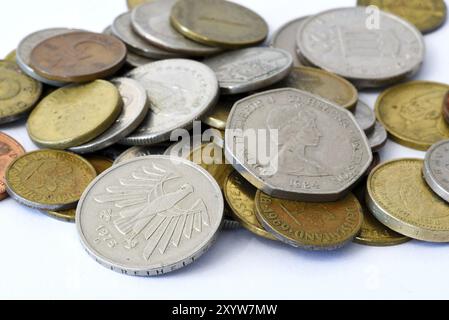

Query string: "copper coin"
[29, 32, 127, 83]
[0, 132, 25, 200]
[443, 91, 449, 125]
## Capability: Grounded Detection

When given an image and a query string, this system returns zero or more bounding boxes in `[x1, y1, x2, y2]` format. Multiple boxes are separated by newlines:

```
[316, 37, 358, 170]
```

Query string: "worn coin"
[202, 95, 243, 130]
[5, 150, 97, 211]
[5, 50, 16, 62]
[69, 78, 147, 154]
[76, 155, 224, 276]
[354, 100, 376, 133]
[297, 7, 425, 88]
[0, 132, 25, 201]
[367, 122, 388, 152]
[423, 140, 449, 203]
[203, 48, 293, 95]
[29, 31, 127, 83]
[114, 145, 167, 165]
[27, 80, 123, 149]
[225, 88, 372, 202]
[357, 0, 447, 34]
[442, 91, 449, 125]
[122, 59, 219, 145]
[375, 81, 449, 151]
[132, 0, 221, 56]
[170, 0, 268, 48]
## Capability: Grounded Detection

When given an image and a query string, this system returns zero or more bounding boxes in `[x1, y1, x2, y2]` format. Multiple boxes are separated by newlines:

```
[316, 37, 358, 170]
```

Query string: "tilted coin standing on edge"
[114, 145, 168, 165]
[225, 88, 373, 202]
[296, 7, 425, 88]
[367, 122, 388, 152]
[76, 156, 224, 276]
[424, 140, 449, 203]
[121, 59, 219, 146]
[0, 132, 25, 201]
[203, 48, 293, 95]
[354, 101, 376, 133]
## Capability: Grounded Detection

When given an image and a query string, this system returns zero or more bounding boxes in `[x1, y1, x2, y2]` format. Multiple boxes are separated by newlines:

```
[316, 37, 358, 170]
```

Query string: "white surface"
[0, 0, 448, 300]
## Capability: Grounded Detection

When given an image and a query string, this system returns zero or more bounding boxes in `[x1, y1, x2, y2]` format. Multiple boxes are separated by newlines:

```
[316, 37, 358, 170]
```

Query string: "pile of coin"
[1, 0, 449, 276]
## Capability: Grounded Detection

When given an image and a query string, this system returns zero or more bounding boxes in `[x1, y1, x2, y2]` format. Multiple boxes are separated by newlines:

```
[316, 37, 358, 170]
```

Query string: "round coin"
[354, 100, 376, 133]
[45, 209, 77, 223]
[127, 0, 153, 9]
[424, 140, 449, 203]
[0, 132, 25, 201]
[5, 150, 97, 211]
[76, 155, 224, 276]
[202, 95, 243, 130]
[367, 122, 388, 152]
[114, 145, 167, 165]
[5, 50, 16, 62]
[375, 81, 449, 151]
[442, 91, 449, 125]
[203, 48, 293, 95]
[170, 0, 268, 48]
[29, 31, 127, 83]
[27, 80, 123, 149]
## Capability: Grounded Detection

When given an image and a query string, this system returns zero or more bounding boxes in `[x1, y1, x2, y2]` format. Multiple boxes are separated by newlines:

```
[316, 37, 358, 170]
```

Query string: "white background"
[0, 0, 448, 300]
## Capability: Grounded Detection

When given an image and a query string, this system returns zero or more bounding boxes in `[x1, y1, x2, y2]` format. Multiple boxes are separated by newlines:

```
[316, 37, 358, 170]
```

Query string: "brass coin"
[0, 60, 42, 124]
[224, 171, 276, 240]
[127, 0, 153, 9]
[45, 209, 76, 223]
[0, 132, 25, 201]
[357, 0, 447, 34]
[367, 159, 449, 242]
[254, 191, 363, 250]
[170, 0, 268, 48]
[5, 150, 97, 211]
[442, 90, 449, 125]
[5, 50, 16, 62]
[27, 80, 122, 150]
[202, 95, 243, 130]
[375, 81, 449, 151]
[29, 31, 127, 83]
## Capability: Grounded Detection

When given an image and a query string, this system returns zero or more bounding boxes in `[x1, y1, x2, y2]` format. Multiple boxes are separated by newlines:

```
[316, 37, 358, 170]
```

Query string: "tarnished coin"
[27, 80, 123, 149]
[0, 132, 25, 201]
[76, 155, 224, 276]
[424, 140, 449, 203]
[5, 150, 97, 211]
[375, 81, 449, 151]
[354, 100, 376, 133]
[367, 122, 388, 152]
[114, 145, 167, 165]
[132, 0, 221, 56]
[202, 95, 243, 130]
[255, 191, 363, 250]
[224, 171, 276, 240]
[357, 0, 447, 34]
[442, 91, 449, 125]
[69, 78, 147, 154]
[29, 31, 127, 83]
[0, 61, 42, 124]
[225, 88, 372, 202]
[203, 48, 293, 95]
[122, 59, 219, 145]
[127, 0, 153, 9]
[274, 66, 358, 111]
[297, 7, 425, 88]
[5, 50, 16, 62]
[170, 0, 268, 48]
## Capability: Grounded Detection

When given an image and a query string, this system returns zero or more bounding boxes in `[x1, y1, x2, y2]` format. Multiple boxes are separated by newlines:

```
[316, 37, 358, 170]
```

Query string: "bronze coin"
[443, 91, 449, 125]
[29, 32, 127, 83]
[0, 132, 25, 200]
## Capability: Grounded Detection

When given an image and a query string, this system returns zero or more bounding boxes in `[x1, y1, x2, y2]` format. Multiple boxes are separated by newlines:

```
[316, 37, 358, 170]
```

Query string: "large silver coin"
[69, 78, 149, 154]
[367, 122, 388, 152]
[354, 100, 376, 133]
[424, 140, 449, 203]
[131, 0, 221, 56]
[225, 88, 372, 202]
[296, 7, 425, 88]
[203, 48, 293, 95]
[114, 145, 168, 165]
[76, 155, 224, 276]
[121, 59, 219, 145]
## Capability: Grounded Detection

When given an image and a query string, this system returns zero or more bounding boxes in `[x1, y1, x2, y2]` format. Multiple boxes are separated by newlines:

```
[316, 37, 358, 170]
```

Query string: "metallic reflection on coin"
[114, 145, 167, 165]
[202, 95, 244, 130]
[367, 122, 388, 152]
[354, 101, 376, 133]
[424, 140, 449, 203]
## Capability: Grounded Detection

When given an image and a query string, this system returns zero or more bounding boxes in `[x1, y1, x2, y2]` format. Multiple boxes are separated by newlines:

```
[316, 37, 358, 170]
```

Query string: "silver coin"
[270, 16, 308, 67]
[69, 78, 149, 154]
[424, 140, 449, 203]
[225, 88, 372, 202]
[76, 155, 224, 276]
[354, 100, 376, 133]
[367, 122, 388, 152]
[296, 7, 425, 88]
[131, 0, 221, 56]
[203, 48, 293, 95]
[121, 59, 219, 146]
[114, 145, 168, 165]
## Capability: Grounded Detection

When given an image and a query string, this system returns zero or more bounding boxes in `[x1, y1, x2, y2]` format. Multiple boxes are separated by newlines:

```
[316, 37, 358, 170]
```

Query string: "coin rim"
[423, 139, 449, 203]
[0, 132, 26, 199]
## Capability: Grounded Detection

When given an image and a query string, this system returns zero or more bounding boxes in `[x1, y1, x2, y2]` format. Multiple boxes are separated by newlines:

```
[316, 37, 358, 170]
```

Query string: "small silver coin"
[114, 145, 168, 165]
[69, 78, 149, 154]
[131, 0, 221, 56]
[121, 59, 219, 146]
[76, 155, 224, 276]
[354, 100, 376, 133]
[203, 48, 293, 95]
[424, 140, 449, 203]
[367, 122, 388, 152]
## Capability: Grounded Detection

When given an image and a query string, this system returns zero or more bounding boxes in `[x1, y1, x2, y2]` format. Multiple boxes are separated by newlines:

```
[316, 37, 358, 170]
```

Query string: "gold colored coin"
[375, 81, 449, 151]
[255, 191, 363, 250]
[0, 60, 42, 124]
[358, 0, 447, 33]
[170, 0, 268, 48]
[126, 0, 153, 9]
[367, 159, 449, 242]
[45, 209, 77, 223]
[224, 171, 277, 240]
[5, 50, 16, 62]
[27, 80, 122, 149]
[202, 95, 243, 130]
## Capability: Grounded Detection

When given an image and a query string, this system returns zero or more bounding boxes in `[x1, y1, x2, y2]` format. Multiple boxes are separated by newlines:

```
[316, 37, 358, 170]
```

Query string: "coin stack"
[0, 0, 448, 276]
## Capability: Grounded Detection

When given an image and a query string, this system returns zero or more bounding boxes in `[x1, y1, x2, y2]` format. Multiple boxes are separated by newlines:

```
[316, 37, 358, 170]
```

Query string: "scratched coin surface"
[0, 132, 25, 201]
[255, 191, 363, 250]
[442, 91, 449, 125]
[5, 150, 97, 211]
[170, 0, 268, 48]
[122, 59, 219, 145]
[367, 122, 388, 152]
[375, 81, 449, 151]
[203, 48, 293, 95]
[225, 88, 372, 202]
[297, 7, 425, 88]
[424, 140, 449, 203]
[357, 0, 447, 34]
[76, 155, 224, 276]
[354, 100, 376, 133]
[367, 159, 449, 242]
[29, 31, 127, 83]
